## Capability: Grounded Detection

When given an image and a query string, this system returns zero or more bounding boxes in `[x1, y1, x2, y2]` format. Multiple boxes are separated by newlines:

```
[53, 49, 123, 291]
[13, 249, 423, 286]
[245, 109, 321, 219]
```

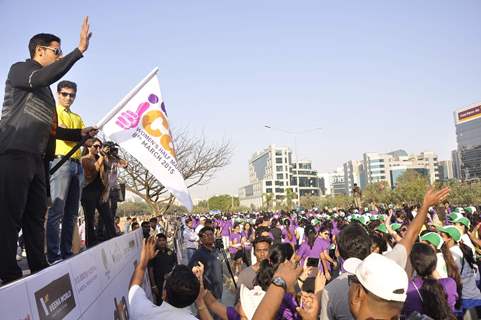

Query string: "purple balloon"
[148, 94, 159, 104]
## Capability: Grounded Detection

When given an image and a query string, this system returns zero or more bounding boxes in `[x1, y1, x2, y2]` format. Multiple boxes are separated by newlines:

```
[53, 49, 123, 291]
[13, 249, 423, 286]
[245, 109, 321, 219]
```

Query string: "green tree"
[319, 195, 353, 209]
[363, 181, 393, 206]
[285, 188, 297, 211]
[444, 180, 481, 206]
[117, 200, 152, 217]
[300, 195, 321, 209]
[208, 194, 236, 212]
[263, 192, 274, 210]
[192, 200, 209, 214]
[393, 170, 429, 206]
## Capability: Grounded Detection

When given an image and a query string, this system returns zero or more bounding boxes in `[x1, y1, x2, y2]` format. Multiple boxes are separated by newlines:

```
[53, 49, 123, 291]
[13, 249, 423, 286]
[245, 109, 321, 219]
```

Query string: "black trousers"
[81, 187, 115, 248]
[0, 151, 49, 283]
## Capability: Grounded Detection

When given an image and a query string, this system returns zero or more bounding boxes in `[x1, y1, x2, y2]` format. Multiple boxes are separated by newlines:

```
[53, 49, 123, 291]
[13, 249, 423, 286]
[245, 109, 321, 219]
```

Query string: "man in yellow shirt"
[46, 80, 85, 264]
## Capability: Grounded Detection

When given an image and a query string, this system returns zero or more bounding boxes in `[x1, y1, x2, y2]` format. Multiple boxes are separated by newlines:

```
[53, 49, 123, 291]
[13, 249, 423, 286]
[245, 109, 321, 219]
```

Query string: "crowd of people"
[127, 186, 481, 320]
[3, 16, 481, 320]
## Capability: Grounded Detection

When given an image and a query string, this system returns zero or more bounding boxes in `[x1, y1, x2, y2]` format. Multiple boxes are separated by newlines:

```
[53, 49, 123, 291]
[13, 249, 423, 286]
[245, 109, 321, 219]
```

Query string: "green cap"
[448, 212, 463, 221]
[358, 216, 370, 225]
[453, 217, 471, 229]
[420, 232, 443, 250]
[437, 225, 462, 242]
[376, 224, 388, 234]
[391, 223, 402, 231]
[465, 207, 476, 214]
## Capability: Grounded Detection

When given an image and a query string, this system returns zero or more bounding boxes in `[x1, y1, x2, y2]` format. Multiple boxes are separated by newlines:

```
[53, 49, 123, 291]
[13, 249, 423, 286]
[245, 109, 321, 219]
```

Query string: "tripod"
[215, 239, 237, 289]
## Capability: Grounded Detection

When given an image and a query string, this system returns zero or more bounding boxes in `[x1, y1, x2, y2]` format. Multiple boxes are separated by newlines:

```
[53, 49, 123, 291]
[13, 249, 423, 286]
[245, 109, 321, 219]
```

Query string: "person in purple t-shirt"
[229, 223, 243, 276]
[281, 218, 297, 249]
[221, 217, 232, 249]
[318, 225, 337, 279]
[295, 225, 325, 274]
[402, 243, 457, 319]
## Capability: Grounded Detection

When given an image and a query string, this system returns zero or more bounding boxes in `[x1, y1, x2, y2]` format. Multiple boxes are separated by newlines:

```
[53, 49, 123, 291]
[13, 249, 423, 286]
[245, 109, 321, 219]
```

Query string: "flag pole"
[49, 67, 159, 176]
[96, 67, 159, 129]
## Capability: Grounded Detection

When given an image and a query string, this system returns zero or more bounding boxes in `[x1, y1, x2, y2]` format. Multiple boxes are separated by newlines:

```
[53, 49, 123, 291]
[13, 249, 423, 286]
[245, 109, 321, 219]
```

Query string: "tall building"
[451, 150, 462, 180]
[238, 145, 320, 209]
[362, 152, 392, 186]
[290, 160, 320, 197]
[454, 103, 481, 181]
[361, 150, 439, 188]
[318, 168, 346, 196]
[343, 160, 362, 195]
[438, 160, 454, 181]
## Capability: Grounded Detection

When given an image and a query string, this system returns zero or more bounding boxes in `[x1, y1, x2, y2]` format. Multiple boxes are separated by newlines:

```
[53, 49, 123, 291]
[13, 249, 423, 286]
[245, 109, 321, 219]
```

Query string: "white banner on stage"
[0, 229, 147, 320]
[100, 69, 193, 211]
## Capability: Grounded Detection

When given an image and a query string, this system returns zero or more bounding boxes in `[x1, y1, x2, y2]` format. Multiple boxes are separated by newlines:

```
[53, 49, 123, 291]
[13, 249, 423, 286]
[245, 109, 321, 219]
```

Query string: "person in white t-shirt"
[128, 236, 213, 320]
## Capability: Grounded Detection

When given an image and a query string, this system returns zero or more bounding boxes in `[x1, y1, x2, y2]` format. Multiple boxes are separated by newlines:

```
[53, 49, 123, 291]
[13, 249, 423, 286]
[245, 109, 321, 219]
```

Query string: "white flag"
[101, 71, 193, 211]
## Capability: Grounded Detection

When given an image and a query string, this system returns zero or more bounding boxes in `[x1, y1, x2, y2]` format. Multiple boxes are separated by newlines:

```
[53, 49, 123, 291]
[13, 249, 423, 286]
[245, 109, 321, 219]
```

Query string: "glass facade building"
[455, 104, 481, 180]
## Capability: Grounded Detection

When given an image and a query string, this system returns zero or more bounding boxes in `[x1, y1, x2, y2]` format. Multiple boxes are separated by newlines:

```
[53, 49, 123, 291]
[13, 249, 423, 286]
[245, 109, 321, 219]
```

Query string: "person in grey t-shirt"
[236, 236, 272, 301]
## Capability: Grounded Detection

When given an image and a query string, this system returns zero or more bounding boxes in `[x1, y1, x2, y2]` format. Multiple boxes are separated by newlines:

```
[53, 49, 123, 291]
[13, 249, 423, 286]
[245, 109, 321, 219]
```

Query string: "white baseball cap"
[344, 253, 408, 302]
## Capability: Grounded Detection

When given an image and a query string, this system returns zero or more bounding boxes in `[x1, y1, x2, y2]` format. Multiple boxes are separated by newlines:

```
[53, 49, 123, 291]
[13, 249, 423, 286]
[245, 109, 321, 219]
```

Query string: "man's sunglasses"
[40, 46, 62, 56]
[59, 92, 76, 98]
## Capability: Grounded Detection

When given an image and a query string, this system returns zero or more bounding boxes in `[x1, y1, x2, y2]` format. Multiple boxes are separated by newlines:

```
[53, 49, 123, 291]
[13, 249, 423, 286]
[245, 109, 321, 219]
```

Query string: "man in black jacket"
[188, 226, 223, 300]
[0, 17, 97, 284]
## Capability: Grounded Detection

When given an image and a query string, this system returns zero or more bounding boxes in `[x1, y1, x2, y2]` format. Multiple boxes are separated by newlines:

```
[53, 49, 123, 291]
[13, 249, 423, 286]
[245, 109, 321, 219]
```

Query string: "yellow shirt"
[55, 104, 85, 159]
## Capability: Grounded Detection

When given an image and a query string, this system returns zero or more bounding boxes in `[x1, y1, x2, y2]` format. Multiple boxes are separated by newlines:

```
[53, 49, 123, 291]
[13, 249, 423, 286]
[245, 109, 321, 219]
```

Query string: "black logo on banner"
[34, 273, 76, 320]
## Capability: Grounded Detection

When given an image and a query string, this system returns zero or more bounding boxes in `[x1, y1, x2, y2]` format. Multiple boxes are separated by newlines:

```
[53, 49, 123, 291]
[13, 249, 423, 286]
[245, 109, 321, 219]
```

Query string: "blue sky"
[1, 1, 480, 200]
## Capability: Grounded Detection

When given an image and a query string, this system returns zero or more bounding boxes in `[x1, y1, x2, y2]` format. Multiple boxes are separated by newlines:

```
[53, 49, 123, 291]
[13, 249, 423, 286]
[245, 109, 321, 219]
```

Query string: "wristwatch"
[272, 276, 287, 290]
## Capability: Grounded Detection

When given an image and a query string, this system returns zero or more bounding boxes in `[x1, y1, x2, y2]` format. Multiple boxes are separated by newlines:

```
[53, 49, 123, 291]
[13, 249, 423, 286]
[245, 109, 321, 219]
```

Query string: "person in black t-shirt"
[0, 18, 97, 284]
[148, 233, 177, 305]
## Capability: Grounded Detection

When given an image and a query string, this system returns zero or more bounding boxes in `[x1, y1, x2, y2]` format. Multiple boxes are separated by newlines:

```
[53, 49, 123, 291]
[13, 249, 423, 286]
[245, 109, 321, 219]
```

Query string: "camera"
[214, 238, 224, 250]
[103, 141, 119, 158]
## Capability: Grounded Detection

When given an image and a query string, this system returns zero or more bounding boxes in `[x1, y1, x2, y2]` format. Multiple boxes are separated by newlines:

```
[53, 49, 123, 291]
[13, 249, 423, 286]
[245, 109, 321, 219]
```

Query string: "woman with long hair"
[80, 138, 116, 248]
[420, 231, 463, 308]
[402, 242, 457, 319]
[438, 225, 481, 317]
[242, 222, 254, 266]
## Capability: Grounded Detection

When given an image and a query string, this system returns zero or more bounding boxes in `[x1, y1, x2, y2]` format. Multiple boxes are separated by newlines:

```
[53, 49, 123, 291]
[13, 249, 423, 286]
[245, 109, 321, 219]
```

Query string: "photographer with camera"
[80, 138, 116, 248]
[102, 141, 127, 219]
[93, 141, 127, 240]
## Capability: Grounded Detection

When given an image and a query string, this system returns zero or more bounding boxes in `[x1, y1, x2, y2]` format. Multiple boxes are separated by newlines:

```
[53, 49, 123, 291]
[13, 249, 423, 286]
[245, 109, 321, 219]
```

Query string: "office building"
[239, 145, 320, 209]
[454, 103, 481, 180]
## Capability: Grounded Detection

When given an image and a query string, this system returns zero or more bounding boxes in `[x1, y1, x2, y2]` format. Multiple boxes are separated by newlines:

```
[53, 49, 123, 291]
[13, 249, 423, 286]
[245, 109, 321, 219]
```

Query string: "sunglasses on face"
[59, 92, 76, 98]
[92, 144, 101, 149]
[40, 46, 62, 56]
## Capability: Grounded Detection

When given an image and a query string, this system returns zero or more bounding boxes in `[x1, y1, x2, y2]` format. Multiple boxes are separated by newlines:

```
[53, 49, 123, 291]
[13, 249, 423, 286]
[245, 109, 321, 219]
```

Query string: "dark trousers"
[81, 188, 115, 248]
[0, 151, 49, 283]
[109, 188, 119, 219]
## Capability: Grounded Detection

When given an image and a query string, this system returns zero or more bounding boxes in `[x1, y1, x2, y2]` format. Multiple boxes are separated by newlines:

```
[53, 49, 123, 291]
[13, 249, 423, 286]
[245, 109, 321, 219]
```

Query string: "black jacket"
[188, 246, 224, 299]
[0, 48, 84, 160]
